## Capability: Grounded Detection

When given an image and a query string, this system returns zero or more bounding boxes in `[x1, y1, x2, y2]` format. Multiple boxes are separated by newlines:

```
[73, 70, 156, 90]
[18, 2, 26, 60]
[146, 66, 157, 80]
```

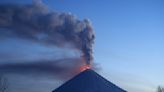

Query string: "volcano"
[52, 69, 126, 92]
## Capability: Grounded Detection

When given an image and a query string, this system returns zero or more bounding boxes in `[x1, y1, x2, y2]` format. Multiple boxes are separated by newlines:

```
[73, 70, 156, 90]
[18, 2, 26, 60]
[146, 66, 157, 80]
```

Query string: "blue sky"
[0, 0, 164, 92]
[42, 0, 164, 91]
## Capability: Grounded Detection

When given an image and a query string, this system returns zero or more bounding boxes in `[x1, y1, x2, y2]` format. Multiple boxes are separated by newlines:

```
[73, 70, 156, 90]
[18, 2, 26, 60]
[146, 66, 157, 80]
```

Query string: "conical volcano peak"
[79, 69, 96, 75]
[77, 69, 103, 79]
[53, 69, 126, 92]
[81, 69, 94, 72]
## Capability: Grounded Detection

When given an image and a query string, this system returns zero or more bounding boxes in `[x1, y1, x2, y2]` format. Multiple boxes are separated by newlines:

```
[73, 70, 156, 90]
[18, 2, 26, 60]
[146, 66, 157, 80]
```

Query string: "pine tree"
[157, 86, 164, 92]
[0, 75, 8, 92]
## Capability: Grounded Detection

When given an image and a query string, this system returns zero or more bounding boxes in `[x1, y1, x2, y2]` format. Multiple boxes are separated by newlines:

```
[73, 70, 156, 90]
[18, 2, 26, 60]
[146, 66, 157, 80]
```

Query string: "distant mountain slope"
[53, 69, 127, 92]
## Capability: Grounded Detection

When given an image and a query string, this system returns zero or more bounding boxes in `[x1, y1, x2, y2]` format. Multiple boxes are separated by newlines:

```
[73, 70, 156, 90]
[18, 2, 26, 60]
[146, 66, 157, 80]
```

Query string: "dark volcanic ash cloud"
[0, 58, 85, 80]
[0, 1, 95, 65]
[0, 1, 95, 79]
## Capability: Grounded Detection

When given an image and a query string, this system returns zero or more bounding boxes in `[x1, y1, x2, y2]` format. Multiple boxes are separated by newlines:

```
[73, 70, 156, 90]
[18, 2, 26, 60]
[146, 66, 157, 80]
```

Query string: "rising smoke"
[0, 1, 95, 79]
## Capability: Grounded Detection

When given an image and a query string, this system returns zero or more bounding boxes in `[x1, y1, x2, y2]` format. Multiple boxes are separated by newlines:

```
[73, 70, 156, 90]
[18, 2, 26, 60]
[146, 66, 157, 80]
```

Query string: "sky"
[0, 0, 164, 92]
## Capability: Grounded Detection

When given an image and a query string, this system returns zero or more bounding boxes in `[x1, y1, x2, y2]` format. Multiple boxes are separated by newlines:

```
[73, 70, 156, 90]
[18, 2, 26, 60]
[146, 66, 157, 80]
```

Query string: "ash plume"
[0, 1, 95, 79]
[0, 1, 94, 64]
[0, 58, 85, 80]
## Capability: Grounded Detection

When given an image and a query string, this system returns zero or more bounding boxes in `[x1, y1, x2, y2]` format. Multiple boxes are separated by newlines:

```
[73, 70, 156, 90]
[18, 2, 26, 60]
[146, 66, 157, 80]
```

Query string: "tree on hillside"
[162, 87, 164, 92]
[0, 74, 8, 92]
[157, 86, 164, 92]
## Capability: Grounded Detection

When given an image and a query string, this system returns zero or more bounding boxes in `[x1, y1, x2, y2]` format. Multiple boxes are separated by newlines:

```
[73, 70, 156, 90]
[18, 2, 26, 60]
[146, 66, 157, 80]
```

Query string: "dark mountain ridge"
[53, 69, 126, 92]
